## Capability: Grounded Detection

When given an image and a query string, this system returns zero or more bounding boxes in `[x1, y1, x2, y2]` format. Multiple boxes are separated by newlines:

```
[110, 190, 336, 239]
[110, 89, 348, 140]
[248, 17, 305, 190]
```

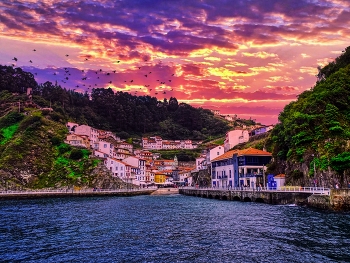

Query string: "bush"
[50, 136, 61, 146]
[0, 111, 24, 128]
[49, 112, 63, 122]
[58, 143, 71, 154]
[19, 115, 41, 131]
[69, 149, 84, 160]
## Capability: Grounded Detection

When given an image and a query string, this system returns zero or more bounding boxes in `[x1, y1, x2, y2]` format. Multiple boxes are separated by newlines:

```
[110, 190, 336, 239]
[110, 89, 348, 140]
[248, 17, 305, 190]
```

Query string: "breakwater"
[0, 188, 157, 200]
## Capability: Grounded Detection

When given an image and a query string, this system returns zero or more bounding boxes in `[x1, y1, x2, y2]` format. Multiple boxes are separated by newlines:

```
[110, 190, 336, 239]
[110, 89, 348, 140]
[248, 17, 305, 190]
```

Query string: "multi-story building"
[211, 147, 272, 188]
[104, 157, 134, 182]
[74, 124, 100, 147]
[142, 136, 196, 150]
[142, 136, 163, 149]
[123, 156, 146, 187]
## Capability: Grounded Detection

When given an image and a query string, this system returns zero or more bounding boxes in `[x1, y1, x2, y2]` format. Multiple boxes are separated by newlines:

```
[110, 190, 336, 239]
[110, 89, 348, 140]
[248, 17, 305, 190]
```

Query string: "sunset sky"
[1, 0, 349, 124]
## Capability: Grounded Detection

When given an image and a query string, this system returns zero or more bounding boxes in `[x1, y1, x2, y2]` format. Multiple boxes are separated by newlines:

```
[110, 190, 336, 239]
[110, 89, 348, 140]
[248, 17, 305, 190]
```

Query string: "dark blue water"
[0, 195, 349, 263]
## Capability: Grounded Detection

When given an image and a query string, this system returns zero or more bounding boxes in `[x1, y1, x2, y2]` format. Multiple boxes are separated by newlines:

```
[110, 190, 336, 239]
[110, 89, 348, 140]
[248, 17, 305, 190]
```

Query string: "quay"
[179, 186, 328, 205]
[0, 188, 157, 200]
[179, 187, 350, 211]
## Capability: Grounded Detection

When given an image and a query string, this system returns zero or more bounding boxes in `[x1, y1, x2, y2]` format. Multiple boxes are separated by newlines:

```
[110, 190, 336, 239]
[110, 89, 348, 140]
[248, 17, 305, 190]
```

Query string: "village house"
[153, 159, 176, 171]
[142, 136, 197, 150]
[142, 136, 162, 149]
[73, 124, 100, 147]
[211, 147, 272, 189]
[134, 150, 154, 161]
[224, 130, 249, 152]
[104, 157, 135, 184]
[206, 145, 225, 166]
[64, 134, 90, 148]
[249, 125, 274, 136]
[123, 156, 147, 187]
[154, 171, 167, 185]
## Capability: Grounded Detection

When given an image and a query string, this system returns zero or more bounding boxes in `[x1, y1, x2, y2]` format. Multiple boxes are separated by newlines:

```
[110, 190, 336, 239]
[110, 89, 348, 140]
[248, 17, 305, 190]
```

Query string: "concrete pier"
[0, 188, 156, 200]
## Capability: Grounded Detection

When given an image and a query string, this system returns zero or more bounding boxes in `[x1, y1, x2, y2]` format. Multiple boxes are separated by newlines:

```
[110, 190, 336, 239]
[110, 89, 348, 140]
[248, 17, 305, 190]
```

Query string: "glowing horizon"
[1, 0, 349, 124]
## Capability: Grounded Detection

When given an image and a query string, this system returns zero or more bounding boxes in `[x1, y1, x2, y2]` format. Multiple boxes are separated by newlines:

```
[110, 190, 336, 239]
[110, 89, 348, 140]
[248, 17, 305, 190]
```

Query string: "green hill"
[265, 46, 350, 188]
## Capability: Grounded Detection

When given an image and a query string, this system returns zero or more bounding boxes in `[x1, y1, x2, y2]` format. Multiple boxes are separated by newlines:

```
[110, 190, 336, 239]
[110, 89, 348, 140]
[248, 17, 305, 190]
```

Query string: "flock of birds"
[10, 49, 177, 97]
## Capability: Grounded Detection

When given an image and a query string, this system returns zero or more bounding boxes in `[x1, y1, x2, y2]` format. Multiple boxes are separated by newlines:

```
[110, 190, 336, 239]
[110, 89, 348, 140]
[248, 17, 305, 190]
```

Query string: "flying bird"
[33, 49, 36, 51]
[12, 57, 18, 61]
[65, 54, 69, 57]
[29, 60, 33, 63]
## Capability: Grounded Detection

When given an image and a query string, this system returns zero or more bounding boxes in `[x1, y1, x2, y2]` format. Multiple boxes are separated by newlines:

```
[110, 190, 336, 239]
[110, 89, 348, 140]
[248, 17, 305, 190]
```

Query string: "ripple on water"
[0, 195, 350, 263]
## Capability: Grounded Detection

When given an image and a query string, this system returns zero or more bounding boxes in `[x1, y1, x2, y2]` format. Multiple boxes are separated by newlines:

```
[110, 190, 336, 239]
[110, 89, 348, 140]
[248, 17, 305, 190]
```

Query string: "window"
[217, 152, 219, 155]
[104, 144, 107, 148]
[229, 170, 232, 178]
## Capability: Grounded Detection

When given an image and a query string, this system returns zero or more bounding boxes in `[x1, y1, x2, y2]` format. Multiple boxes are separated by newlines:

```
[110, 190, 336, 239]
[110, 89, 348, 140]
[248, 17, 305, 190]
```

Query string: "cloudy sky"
[1, 0, 349, 124]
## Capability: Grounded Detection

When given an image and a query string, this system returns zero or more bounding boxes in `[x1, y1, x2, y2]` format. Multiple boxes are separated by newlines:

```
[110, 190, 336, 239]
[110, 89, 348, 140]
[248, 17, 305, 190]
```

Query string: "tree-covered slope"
[0, 106, 108, 189]
[0, 64, 231, 140]
[267, 47, 350, 188]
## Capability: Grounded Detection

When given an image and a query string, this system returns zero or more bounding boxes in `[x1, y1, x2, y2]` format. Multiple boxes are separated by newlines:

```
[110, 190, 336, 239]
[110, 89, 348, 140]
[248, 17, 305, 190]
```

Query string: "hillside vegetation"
[0, 65, 234, 189]
[266, 46, 350, 188]
[0, 64, 230, 140]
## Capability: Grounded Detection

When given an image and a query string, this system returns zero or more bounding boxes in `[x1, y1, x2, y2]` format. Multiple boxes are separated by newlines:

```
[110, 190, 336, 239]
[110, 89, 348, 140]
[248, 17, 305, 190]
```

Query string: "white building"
[211, 148, 272, 188]
[274, 174, 286, 189]
[74, 124, 100, 147]
[206, 145, 225, 167]
[224, 130, 249, 152]
[123, 156, 146, 187]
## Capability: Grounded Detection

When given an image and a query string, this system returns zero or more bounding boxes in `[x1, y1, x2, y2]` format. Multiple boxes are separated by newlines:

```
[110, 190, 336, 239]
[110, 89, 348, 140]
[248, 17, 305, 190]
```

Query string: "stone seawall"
[307, 189, 350, 211]
[179, 188, 312, 205]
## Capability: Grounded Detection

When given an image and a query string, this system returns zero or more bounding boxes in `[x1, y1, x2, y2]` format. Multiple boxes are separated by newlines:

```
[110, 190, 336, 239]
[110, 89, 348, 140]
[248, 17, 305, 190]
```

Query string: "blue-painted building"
[211, 147, 272, 188]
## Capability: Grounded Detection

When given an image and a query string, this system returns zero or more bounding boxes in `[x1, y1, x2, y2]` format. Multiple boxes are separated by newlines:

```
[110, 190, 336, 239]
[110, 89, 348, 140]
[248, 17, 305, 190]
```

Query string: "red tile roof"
[212, 147, 271, 161]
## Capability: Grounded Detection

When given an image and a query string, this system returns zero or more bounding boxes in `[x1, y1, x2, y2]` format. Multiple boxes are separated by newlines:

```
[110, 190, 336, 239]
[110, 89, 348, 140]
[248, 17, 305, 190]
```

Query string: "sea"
[0, 194, 349, 263]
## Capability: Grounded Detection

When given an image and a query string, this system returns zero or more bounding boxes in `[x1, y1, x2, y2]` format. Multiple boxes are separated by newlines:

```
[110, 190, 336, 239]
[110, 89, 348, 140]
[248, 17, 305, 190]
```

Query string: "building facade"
[211, 147, 272, 188]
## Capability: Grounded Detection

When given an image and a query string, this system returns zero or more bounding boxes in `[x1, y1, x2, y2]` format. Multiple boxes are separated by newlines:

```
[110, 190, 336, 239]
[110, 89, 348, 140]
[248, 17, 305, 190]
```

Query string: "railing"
[239, 173, 263, 178]
[180, 186, 331, 195]
[0, 187, 158, 195]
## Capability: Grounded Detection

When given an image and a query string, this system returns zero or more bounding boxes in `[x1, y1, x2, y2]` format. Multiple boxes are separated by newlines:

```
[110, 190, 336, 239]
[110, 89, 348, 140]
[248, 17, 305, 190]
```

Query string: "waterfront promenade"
[0, 187, 158, 200]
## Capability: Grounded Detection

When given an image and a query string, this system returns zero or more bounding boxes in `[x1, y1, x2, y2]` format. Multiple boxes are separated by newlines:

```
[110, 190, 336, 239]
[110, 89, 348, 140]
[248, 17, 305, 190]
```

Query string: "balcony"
[239, 173, 263, 178]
